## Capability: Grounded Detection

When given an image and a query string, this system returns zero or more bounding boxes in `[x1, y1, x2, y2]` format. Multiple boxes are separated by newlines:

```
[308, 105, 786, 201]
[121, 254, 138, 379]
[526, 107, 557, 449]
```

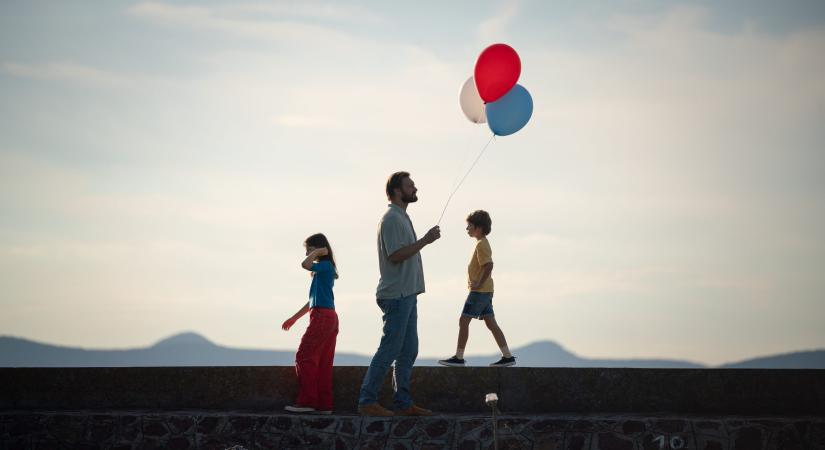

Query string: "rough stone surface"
[1, 412, 823, 450]
[2, 367, 823, 448]
[3, 367, 825, 415]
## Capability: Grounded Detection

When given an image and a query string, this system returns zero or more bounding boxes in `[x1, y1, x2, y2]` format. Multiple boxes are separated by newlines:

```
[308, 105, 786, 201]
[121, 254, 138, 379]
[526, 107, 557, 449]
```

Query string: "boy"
[439, 210, 516, 367]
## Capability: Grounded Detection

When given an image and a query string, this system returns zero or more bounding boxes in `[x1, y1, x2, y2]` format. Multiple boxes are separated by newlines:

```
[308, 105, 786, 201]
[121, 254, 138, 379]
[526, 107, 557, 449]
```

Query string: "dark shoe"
[438, 356, 466, 367]
[395, 404, 433, 416]
[284, 405, 315, 413]
[490, 356, 516, 367]
[358, 403, 394, 417]
[314, 410, 332, 415]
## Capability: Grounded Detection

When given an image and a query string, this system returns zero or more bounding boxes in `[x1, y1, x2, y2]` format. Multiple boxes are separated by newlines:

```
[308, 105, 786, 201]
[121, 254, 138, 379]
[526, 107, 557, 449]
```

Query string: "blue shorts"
[462, 291, 494, 319]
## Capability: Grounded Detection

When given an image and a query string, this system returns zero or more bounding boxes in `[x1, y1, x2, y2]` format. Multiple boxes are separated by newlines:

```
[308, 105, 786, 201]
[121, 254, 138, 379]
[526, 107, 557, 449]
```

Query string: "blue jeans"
[358, 294, 418, 409]
[461, 291, 495, 319]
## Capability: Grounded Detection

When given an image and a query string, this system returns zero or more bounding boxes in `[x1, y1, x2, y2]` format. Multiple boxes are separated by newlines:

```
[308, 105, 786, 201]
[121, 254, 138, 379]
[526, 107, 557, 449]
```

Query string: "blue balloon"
[485, 84, 533, 136]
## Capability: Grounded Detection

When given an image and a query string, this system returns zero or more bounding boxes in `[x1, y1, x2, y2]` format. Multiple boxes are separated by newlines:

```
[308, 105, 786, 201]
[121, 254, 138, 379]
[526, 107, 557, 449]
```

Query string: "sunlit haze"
[1, 0, 824, 366]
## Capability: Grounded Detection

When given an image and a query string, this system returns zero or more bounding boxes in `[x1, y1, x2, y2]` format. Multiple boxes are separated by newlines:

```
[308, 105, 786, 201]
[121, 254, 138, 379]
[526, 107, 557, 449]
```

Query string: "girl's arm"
[282, 302, 310, 331]
[301, 248, 329, 270]
[470, 262, 494, 290]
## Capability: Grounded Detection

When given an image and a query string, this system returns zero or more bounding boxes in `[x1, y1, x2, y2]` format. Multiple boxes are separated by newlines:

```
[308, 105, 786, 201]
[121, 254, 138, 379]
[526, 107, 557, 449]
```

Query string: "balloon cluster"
[459, 43, 533, 136]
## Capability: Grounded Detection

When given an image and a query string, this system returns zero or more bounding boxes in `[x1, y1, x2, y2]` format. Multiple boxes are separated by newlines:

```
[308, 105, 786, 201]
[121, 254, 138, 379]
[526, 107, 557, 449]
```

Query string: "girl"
[282, 233, 339, 414]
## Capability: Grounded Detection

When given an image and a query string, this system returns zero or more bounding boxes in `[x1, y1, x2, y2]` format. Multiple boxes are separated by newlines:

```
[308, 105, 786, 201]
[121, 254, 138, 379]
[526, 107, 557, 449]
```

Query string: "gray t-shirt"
[376, 204, 425, 299]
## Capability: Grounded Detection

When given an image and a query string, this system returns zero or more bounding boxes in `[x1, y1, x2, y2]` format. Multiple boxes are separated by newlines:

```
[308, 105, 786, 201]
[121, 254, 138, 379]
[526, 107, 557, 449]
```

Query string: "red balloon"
[474, 43, 521, 103]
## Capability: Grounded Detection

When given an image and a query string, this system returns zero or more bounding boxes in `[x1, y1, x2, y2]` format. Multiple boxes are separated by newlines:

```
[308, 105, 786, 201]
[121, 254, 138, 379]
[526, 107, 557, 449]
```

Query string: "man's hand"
[423, 226, 441, 244]
[388, 225, 442, 263]
[281, 317, 297, 331]
[469, 279, 481, 290]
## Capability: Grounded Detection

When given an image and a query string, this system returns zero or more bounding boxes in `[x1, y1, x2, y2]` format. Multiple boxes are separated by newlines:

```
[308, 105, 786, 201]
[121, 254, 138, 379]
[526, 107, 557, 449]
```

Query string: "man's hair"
[466, 210, 492, 235]
[385, 171, 410, 200]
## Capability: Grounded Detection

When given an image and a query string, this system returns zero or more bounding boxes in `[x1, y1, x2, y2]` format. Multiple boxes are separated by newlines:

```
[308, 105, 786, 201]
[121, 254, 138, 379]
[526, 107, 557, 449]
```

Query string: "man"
[357, 171, 441, 417]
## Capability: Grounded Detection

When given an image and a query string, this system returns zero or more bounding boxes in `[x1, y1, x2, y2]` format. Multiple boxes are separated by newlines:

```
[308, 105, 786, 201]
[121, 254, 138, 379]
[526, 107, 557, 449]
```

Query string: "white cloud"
[477, 0, 521, 44]
[127, 2, 465, 137]
[271, 114, 330, 128]
[224, 3, 388, 25]
[524, 5, 825, 193]
[1, 62, 132, 88]
[128, 1, 362, 49]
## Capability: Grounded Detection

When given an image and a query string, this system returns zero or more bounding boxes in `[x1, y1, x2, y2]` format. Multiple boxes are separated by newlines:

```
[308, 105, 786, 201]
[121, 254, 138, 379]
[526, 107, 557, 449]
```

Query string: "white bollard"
[486, 393, 499, 450]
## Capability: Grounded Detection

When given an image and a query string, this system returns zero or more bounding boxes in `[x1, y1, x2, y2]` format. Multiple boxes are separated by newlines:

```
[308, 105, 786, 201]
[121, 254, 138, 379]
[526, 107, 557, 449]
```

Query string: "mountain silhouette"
[0, 332, 367, 367]
[1, 332, 823, 368]
[416, 340, 705, 368]
[151, 332, 215, 348]
[718, 349, 825, 369]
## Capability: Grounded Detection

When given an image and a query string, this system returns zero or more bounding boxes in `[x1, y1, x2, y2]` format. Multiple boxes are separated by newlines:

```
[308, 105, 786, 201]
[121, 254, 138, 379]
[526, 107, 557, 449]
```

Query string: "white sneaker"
[284, 405, 316, 413]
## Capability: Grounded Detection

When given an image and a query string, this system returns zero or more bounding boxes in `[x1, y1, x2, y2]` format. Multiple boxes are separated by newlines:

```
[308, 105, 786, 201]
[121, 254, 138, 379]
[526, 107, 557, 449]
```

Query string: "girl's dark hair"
[305, 233, 339, 279]
[385, 171, 410, 200]
[466, 210, 492, 235]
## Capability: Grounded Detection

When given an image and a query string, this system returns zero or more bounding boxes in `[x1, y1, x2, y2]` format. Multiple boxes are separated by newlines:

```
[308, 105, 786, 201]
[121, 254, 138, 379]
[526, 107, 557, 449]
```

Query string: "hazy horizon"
[7, 329, 824, 368]
[2, 1, 824, 366]
[4, 328, 825, 368]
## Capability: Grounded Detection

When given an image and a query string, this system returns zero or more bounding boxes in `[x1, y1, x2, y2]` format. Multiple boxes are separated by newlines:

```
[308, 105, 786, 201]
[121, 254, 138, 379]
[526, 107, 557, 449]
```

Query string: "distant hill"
[417, 340, 706, 368]
[718, 349, 825, 369]
[0, 332, 367, 367]
[1, 332, 822, 368]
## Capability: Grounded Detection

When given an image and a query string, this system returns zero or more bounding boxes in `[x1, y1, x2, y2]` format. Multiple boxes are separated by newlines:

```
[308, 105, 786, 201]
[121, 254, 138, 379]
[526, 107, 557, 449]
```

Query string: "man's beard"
[402, 192, 418, 203]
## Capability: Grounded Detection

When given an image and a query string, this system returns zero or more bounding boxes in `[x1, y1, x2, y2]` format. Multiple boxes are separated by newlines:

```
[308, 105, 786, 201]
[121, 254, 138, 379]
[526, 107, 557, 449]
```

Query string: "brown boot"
[358, 403, 394, 417]
[395, 404, 433, 416]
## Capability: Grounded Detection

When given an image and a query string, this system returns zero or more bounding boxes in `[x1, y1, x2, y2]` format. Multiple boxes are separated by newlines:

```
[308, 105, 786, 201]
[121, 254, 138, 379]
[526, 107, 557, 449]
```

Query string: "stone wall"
[2, 367, 823, 414]
[2, 367, 824, 449]
[1, 411, 822, 449]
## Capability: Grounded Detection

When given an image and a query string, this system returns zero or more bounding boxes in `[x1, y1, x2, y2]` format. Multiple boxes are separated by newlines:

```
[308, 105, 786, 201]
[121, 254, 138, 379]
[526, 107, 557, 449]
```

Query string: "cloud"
[271, 114, 330, 128]
[1, 62, 132, 88]
[223, 3, 388, 25]
[477, 0, 521, 44]
[177, 45, 462, 138]
[525, 4, 825, 190]
[126, 2, 464, 137]
[128, 1, 362, 48]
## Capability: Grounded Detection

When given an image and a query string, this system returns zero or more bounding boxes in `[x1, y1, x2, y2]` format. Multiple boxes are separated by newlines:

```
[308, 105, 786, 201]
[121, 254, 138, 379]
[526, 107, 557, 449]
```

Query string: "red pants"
[295, 308, 339, 410]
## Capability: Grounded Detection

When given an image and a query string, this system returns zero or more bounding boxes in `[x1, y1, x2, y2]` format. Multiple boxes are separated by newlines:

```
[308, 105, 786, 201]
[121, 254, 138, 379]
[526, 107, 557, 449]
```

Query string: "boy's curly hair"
[466, 210, 492, 236]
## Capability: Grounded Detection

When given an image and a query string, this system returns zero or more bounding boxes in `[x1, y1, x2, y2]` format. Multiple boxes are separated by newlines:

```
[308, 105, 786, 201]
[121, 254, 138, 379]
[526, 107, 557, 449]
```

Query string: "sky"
[1, 0, 824, 366]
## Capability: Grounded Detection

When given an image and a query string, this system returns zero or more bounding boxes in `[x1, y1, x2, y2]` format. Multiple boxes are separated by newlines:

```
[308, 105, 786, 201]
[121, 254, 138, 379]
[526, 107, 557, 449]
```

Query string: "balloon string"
[436, 133, 496, 226]
[446, 129, 485, 202]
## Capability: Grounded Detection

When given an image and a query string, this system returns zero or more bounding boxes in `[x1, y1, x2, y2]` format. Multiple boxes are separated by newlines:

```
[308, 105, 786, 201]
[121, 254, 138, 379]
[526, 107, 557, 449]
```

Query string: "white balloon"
[459, 76, 487, 124]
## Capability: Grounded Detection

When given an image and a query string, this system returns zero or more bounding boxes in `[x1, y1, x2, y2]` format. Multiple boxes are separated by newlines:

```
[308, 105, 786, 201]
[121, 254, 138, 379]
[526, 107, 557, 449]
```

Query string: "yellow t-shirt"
[468, 237, 494, 292]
